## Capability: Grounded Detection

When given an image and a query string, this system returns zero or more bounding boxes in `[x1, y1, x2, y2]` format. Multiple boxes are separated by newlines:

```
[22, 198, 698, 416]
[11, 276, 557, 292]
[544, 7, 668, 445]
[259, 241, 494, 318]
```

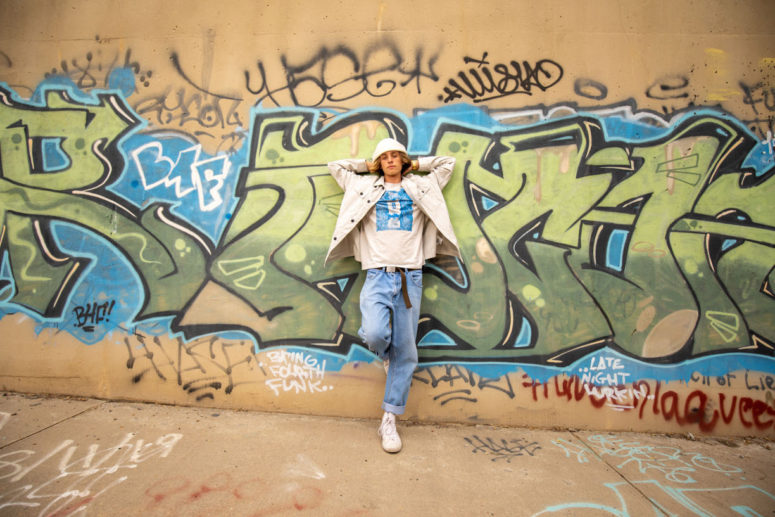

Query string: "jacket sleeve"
[327, 159, 369, 191]
[417, 156, 456, 189]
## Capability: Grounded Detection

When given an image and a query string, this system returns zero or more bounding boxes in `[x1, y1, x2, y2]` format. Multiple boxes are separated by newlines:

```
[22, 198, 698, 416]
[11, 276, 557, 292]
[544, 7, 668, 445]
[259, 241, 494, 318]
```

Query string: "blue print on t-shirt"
[376, 188, 413, 231]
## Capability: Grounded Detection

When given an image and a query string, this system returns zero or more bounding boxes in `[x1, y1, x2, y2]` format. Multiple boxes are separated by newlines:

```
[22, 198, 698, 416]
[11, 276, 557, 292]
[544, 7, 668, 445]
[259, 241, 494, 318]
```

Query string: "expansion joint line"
[0, 400, 103, 451]
[569, 430, 669, 517]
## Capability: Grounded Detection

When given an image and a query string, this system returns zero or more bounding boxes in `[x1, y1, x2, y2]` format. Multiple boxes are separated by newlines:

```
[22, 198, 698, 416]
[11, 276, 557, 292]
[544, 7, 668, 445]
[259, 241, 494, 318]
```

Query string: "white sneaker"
[378, 412, 402, 453]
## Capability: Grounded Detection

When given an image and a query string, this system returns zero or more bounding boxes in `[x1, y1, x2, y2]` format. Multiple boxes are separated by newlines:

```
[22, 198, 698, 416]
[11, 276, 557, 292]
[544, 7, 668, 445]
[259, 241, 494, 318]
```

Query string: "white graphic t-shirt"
[360, 182, 426, 269]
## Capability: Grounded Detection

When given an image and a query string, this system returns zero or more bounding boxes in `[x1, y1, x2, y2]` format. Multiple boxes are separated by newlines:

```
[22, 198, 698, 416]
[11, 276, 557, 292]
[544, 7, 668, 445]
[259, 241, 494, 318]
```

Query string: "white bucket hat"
[371, 138, 408, 162]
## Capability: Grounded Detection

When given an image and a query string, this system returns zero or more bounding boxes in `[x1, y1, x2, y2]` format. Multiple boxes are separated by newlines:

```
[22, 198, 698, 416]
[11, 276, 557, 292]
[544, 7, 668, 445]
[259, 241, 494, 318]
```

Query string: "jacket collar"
[373, 174, 411, 188]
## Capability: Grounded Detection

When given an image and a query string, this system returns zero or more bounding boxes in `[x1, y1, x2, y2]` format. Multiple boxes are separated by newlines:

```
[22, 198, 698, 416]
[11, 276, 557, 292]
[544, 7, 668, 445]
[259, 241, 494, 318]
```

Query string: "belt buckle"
[385, 266, 397, 273]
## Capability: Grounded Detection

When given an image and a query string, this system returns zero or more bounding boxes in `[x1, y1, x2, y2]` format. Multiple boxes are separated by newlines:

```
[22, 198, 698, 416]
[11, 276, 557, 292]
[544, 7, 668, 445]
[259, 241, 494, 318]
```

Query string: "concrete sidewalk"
[0, 392, 773, 516]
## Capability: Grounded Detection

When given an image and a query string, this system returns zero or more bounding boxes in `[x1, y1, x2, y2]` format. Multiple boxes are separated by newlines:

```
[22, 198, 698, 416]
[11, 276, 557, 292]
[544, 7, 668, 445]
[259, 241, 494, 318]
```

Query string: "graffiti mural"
[5, 82, 772, 360]
[0, 64, 773, 428]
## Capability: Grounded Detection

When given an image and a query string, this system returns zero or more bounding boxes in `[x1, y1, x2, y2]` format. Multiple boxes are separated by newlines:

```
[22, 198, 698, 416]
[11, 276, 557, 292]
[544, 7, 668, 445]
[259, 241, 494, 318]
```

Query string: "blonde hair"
[368, 151, 411, 174]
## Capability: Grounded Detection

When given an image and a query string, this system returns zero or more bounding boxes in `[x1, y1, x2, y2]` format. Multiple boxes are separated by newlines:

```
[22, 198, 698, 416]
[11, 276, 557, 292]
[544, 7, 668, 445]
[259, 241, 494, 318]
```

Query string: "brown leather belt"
[378, 267, 420, 308]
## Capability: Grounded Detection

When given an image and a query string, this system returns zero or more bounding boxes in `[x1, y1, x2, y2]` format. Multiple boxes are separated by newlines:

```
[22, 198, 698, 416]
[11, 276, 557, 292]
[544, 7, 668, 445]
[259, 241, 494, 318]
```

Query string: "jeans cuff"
[382, 401, 405, 415]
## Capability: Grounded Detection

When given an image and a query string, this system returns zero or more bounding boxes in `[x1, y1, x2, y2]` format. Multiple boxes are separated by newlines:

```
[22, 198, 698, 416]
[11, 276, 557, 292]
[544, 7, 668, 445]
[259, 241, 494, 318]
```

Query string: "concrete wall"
[0, 0, 773, 436]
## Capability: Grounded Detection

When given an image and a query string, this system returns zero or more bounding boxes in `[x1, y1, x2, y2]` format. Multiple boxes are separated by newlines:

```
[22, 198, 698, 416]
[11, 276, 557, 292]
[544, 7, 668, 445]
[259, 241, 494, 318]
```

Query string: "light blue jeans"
[358, 268, 422, 415]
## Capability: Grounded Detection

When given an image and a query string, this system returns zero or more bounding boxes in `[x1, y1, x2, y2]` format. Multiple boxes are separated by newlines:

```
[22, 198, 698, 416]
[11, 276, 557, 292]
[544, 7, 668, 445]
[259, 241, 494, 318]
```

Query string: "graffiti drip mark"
[169, 52, 241, 101]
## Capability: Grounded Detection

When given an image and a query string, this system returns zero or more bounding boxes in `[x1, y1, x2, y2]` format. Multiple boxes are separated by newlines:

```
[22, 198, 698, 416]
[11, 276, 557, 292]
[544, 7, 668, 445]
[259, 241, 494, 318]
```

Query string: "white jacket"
[324, 156, 462, 267]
